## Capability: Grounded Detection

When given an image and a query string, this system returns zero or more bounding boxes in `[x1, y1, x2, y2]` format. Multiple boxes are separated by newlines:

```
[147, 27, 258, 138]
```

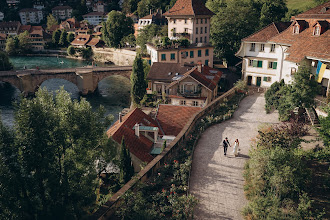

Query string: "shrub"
[67, 45, 75, 56]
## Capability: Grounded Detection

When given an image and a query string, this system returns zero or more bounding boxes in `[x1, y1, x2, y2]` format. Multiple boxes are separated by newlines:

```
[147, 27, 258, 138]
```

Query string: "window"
[263, 76, 271, 82]
[252, 60, 263, 68]
[196, 19, 198, 24]
[200, 27, 203, 34]
[205, 18, 207, 24]
[173, 28, 176, 36]
[161, 54, 166, 61]
[200, 37, 202, 42]
[260, 44, 265, 52]
[195, 38, 198, 43]
[291, 67, 297, 74]
[268, 61, 277, 69]
[248, 59, 253, 66]
[205, 49, 209, 56]
[184, 19, 187, 24]
[196, 27, 198, 34]
[205, 27, 207, 33]
[190, 51, 194, 58]
[314, 26, 320, 35]
[205, 59, 209, 66]
[270, 44, 275, 52]
[293, 25, 299, 34]
[201, 19, 203, 24]
[198, 50, 201, 57]
[204, 36, 207, 43]
[170, 53, 175, 60]
[180, 100, 186, 105]
[184, 28, 188, 33]
[250, 43, 255, 51]
[185, 51, 188, 57]
[257, 60, 263, 68]
[173, 19, 176, 24]
[193, 101, 199, 106]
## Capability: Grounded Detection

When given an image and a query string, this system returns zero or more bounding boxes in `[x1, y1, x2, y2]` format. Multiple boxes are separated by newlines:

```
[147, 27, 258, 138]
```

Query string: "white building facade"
[19, 8, 43, 25]
[82, 12, 108, 26]
[52, 6, 73, 20]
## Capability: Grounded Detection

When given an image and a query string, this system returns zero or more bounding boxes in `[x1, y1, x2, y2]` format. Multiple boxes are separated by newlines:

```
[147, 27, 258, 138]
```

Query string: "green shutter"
[161, 54, 166, 61]
[253, 60, 258, 67]
[205, 59, 209, 66]
[171, 53, 175, 60]
[257, 60, 263, 68]
[205, 49, 209, 56]
[263, 76, 267, 81]
[198, 50, 201, 57]
[190, 51, 194, 58]
[273, 62, 277, 69]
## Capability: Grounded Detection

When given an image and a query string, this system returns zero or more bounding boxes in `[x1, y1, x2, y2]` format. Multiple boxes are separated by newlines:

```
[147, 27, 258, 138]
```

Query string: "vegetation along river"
[0, 56, 131, 127]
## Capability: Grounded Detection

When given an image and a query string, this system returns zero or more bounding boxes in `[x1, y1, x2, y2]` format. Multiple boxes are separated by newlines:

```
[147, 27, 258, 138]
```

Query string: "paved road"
[189, 93, 279, 220]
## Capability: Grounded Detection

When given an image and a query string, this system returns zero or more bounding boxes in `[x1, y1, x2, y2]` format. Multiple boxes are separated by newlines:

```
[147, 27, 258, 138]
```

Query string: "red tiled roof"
[147, 62, 193, 82]
[0, 33, 6, 40]
[295, 1, 330, 19]
[243, 22, 291, 42]
[163, 0, 214, 17]
[71, 34, 92, 46]
[107, 108, 162, 163]
[18, 25, 32, 33]
[156, 104, 201, 136]
[87, 38, 102, 46]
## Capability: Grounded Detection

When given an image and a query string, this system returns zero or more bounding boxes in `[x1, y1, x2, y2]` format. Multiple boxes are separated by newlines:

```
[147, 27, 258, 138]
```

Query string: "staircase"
[305, 107, 319, 126]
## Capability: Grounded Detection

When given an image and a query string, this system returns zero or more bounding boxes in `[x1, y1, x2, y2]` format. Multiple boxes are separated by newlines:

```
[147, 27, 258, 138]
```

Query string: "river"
[0, 56, 131, 127]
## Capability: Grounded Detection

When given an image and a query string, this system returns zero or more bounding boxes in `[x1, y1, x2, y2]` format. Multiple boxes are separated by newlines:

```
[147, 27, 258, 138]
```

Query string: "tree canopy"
[131, 55, 147, 105]
[0, 51, 13, 71]
[102, 10, 134, 48]
[119, 138, 134, 185]
[47, 14, 58, 30]
[0, 88, 117, 219]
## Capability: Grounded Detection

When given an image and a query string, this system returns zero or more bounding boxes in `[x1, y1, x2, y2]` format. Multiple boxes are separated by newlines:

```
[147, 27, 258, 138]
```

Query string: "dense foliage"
[0, 51, 13, 71]
[131, 55, 147, 105]
[0, 88, 117, 219]
[317, 105, 330, 147]
[136, 24, 167, 54]
[102, 10, 134, 48]
[5, 31, 31, 55]
[46, 14, 58, 30]
[119, 138, 135, 185]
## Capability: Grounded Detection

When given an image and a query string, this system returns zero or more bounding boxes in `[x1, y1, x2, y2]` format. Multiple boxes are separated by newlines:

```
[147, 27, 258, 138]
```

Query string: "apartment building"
[19, 8, 43, 25]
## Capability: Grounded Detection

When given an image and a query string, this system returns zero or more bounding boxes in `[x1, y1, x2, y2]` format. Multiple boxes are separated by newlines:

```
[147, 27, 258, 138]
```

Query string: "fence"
[90, 87, 237, 220]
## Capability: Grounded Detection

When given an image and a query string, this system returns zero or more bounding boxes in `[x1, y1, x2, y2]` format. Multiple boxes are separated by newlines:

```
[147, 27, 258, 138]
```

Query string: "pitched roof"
[243, 22, 291, 42]
[52, 5, 72, 10]
[295, 1, 330, 19]
[107, 108, 162, 163]
[163, 0, 214, 17]
[71, 34, 92, 46]
[18, 25, 32, 33]
[156, 104, 201, 136]
[147, 62, 194, 82]
[0, 21, 21, 29]
[19, 8, 40, 13]
[87, 38, 102, 46]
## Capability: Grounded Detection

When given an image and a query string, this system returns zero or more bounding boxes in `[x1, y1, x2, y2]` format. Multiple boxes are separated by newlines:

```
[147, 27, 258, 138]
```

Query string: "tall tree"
[59, 30, 68, 46]
[0, 88, 116, 219]
[18, 31, 31, 54]
[102, 10, 134, 48]
[136, 24, 163, 53]
[47, 14, 58, 30]
[131, 55, 147, 105]
[259, 0, 288, 28]
[5, 37, 16, 56]
[52, 29, 61, 45]
[67, 32, 75, 43]
[119, 137, 134, 185]
[0, 51, 13, 71]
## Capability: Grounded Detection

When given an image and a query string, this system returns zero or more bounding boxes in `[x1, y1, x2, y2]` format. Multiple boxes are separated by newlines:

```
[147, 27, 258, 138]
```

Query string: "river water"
[0, 56, 131, 127]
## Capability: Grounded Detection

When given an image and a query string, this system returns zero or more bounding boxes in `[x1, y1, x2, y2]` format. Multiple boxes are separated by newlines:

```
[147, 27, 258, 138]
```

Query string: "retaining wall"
[91, 87, 237, 220]
[93, 48, 137, 66]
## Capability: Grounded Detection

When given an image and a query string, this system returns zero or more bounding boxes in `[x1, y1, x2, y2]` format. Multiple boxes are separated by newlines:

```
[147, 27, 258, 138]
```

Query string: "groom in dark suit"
[223, 137, 231, 156]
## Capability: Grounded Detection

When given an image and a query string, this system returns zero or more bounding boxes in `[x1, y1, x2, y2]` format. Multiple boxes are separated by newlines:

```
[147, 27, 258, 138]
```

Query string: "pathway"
[189, 93, 279, 220]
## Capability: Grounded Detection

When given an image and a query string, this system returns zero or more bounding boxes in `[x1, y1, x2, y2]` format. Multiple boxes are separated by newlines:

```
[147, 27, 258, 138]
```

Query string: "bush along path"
[115, 91, 246, 219]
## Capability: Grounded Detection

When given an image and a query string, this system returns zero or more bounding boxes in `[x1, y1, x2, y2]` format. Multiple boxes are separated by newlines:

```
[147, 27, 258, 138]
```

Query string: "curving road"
[189, 93, 279, 220]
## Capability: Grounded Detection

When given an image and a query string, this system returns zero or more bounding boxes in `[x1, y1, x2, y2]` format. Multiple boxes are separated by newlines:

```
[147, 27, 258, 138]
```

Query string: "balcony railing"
[178, 90, 201, 97]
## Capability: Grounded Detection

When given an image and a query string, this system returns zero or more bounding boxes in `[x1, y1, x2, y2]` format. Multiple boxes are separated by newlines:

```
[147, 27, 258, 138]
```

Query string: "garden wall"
[90, 87, 237, 220]
[93, 48, 137, 66]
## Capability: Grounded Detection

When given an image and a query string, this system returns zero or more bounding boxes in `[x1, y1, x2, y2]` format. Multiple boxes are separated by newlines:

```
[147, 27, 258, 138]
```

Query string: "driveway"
[189, 93, 279, 220]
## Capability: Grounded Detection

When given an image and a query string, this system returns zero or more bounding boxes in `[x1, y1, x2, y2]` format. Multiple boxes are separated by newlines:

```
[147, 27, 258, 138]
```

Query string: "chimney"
[197, 62, 202, 73]
[119, 112, 122, 123]
[135, 123, 140, 137]
[150, 9, 152, 15]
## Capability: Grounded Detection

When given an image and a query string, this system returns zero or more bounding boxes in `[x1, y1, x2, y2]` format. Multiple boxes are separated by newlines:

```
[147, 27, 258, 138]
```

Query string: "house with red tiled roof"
[138, 9, 167, 31]
[167, 64, 222, 106]
[71, 34, 104, 48]
[60, 18, 80, 32]
[236, 2, 330, 96]
[146, 0, 215, 67]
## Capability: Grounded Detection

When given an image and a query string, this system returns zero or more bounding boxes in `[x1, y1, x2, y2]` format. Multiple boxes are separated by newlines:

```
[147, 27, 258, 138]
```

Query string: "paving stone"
[189, 93, 279, 220]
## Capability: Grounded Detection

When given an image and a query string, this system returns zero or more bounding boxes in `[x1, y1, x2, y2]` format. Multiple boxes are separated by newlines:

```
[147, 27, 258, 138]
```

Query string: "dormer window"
[293, 25, 299, 34]
[314, 26, 320, 35]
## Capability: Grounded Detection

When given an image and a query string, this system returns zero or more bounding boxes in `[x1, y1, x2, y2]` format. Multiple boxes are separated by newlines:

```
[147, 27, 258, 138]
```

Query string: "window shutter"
[253, 60, 258, 67]
[257, 60, 263, 68]
[263, 77, 267, 81]
[273, 62, 277, 69]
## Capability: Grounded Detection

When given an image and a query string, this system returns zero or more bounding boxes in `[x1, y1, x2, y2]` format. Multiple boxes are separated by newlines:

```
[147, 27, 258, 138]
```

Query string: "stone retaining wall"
[90, 87, 237, 220]
[93, 48, 137, 66]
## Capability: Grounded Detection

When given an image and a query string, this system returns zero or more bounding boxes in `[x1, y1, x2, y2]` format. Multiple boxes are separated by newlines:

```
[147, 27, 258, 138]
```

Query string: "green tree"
[67, 45, 76, 56]
[206, 0, 227, 14]
[210, 0, 259, 65]
[136, 24, 163, 53]
[0, 88, 116, 219]
[67, 32, 75, 43]
[120, 33, 136, 47]
[102, 10, 134, 48]
[46, 14, 58, 30]
[119, 137, 134, 185]
[81, 47, 93, 59]
[131, 55, 147, 105]
[5, 37, 16, 55]
[122, 0, 140, 14]
[59, 30, 68, 46]
[52, 29, 61, 45]
[317, 106, 330, 147]
[18, 31, 31, 54]
[259, 0, 288, 28]
[0, 51, 13, 71]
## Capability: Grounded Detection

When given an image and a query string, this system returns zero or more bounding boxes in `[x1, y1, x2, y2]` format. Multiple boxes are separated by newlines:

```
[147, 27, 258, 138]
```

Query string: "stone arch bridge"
[0, 66, 132, 96]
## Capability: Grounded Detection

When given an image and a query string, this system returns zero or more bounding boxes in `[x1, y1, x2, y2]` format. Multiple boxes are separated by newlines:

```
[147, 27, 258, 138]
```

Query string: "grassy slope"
[286, 0, 315, 11]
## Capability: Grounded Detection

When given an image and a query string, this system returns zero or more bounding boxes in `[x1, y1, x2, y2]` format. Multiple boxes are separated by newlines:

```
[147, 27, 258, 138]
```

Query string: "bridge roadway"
[0, 66, 133, 96]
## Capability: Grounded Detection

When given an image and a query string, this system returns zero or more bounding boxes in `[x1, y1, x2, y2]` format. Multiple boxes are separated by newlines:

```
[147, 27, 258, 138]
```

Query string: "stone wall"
[93, 48, 137, 66]
[90, 87, 237, 220]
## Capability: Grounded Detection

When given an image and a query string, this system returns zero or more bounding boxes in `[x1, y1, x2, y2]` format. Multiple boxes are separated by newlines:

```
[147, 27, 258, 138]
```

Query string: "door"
[247, 76, 252, 86]
[256, 77, 261, 87]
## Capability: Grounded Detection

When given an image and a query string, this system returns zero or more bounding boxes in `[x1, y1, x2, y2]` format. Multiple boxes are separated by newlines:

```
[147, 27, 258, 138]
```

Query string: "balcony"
[178, 89, 201, 98]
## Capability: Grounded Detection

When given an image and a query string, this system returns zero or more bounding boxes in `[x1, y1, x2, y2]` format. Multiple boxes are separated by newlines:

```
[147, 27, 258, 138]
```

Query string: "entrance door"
[256, 77, 261, 87]
[247, 76, 252, 86]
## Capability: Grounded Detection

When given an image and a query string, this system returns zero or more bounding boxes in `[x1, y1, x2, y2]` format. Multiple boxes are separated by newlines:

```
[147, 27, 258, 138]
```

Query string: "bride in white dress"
[233, 139, 239, 157]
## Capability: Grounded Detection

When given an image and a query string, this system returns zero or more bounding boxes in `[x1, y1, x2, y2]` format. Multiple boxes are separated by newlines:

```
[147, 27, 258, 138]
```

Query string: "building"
[0, 21, 21, 36]
[6, 0, 20, 8]
[138, 9, 167, 31]
[59, 18, 80, 32]
[52, 6, 73, 20]
[71, 34, 92, 48]
[93, 1, 106, 13]
[18, 25, 51, 51]
[33, 1, 45, 10]
[236, 2, 330, 96]
[0, 12, 4, 21]
[19, 8, 43, 25]
[146, 0, 215, 67]
[82, 12, 108, 26]
[0, 33, 7, 51]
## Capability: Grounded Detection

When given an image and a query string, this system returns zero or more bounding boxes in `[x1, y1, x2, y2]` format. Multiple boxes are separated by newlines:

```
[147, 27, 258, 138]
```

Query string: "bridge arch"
[35, 74, 78, 92]
[0, 78, 22, 92]
[39, 78, 80, 98]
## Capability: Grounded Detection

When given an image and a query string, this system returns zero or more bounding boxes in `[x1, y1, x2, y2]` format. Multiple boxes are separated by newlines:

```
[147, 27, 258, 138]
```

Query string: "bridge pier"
[76, 70, 97, 95]
[18, 74, 38, 97]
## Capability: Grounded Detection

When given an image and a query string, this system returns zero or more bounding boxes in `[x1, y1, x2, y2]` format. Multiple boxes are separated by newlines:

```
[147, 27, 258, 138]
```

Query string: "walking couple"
[223, 137, 239, 157]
